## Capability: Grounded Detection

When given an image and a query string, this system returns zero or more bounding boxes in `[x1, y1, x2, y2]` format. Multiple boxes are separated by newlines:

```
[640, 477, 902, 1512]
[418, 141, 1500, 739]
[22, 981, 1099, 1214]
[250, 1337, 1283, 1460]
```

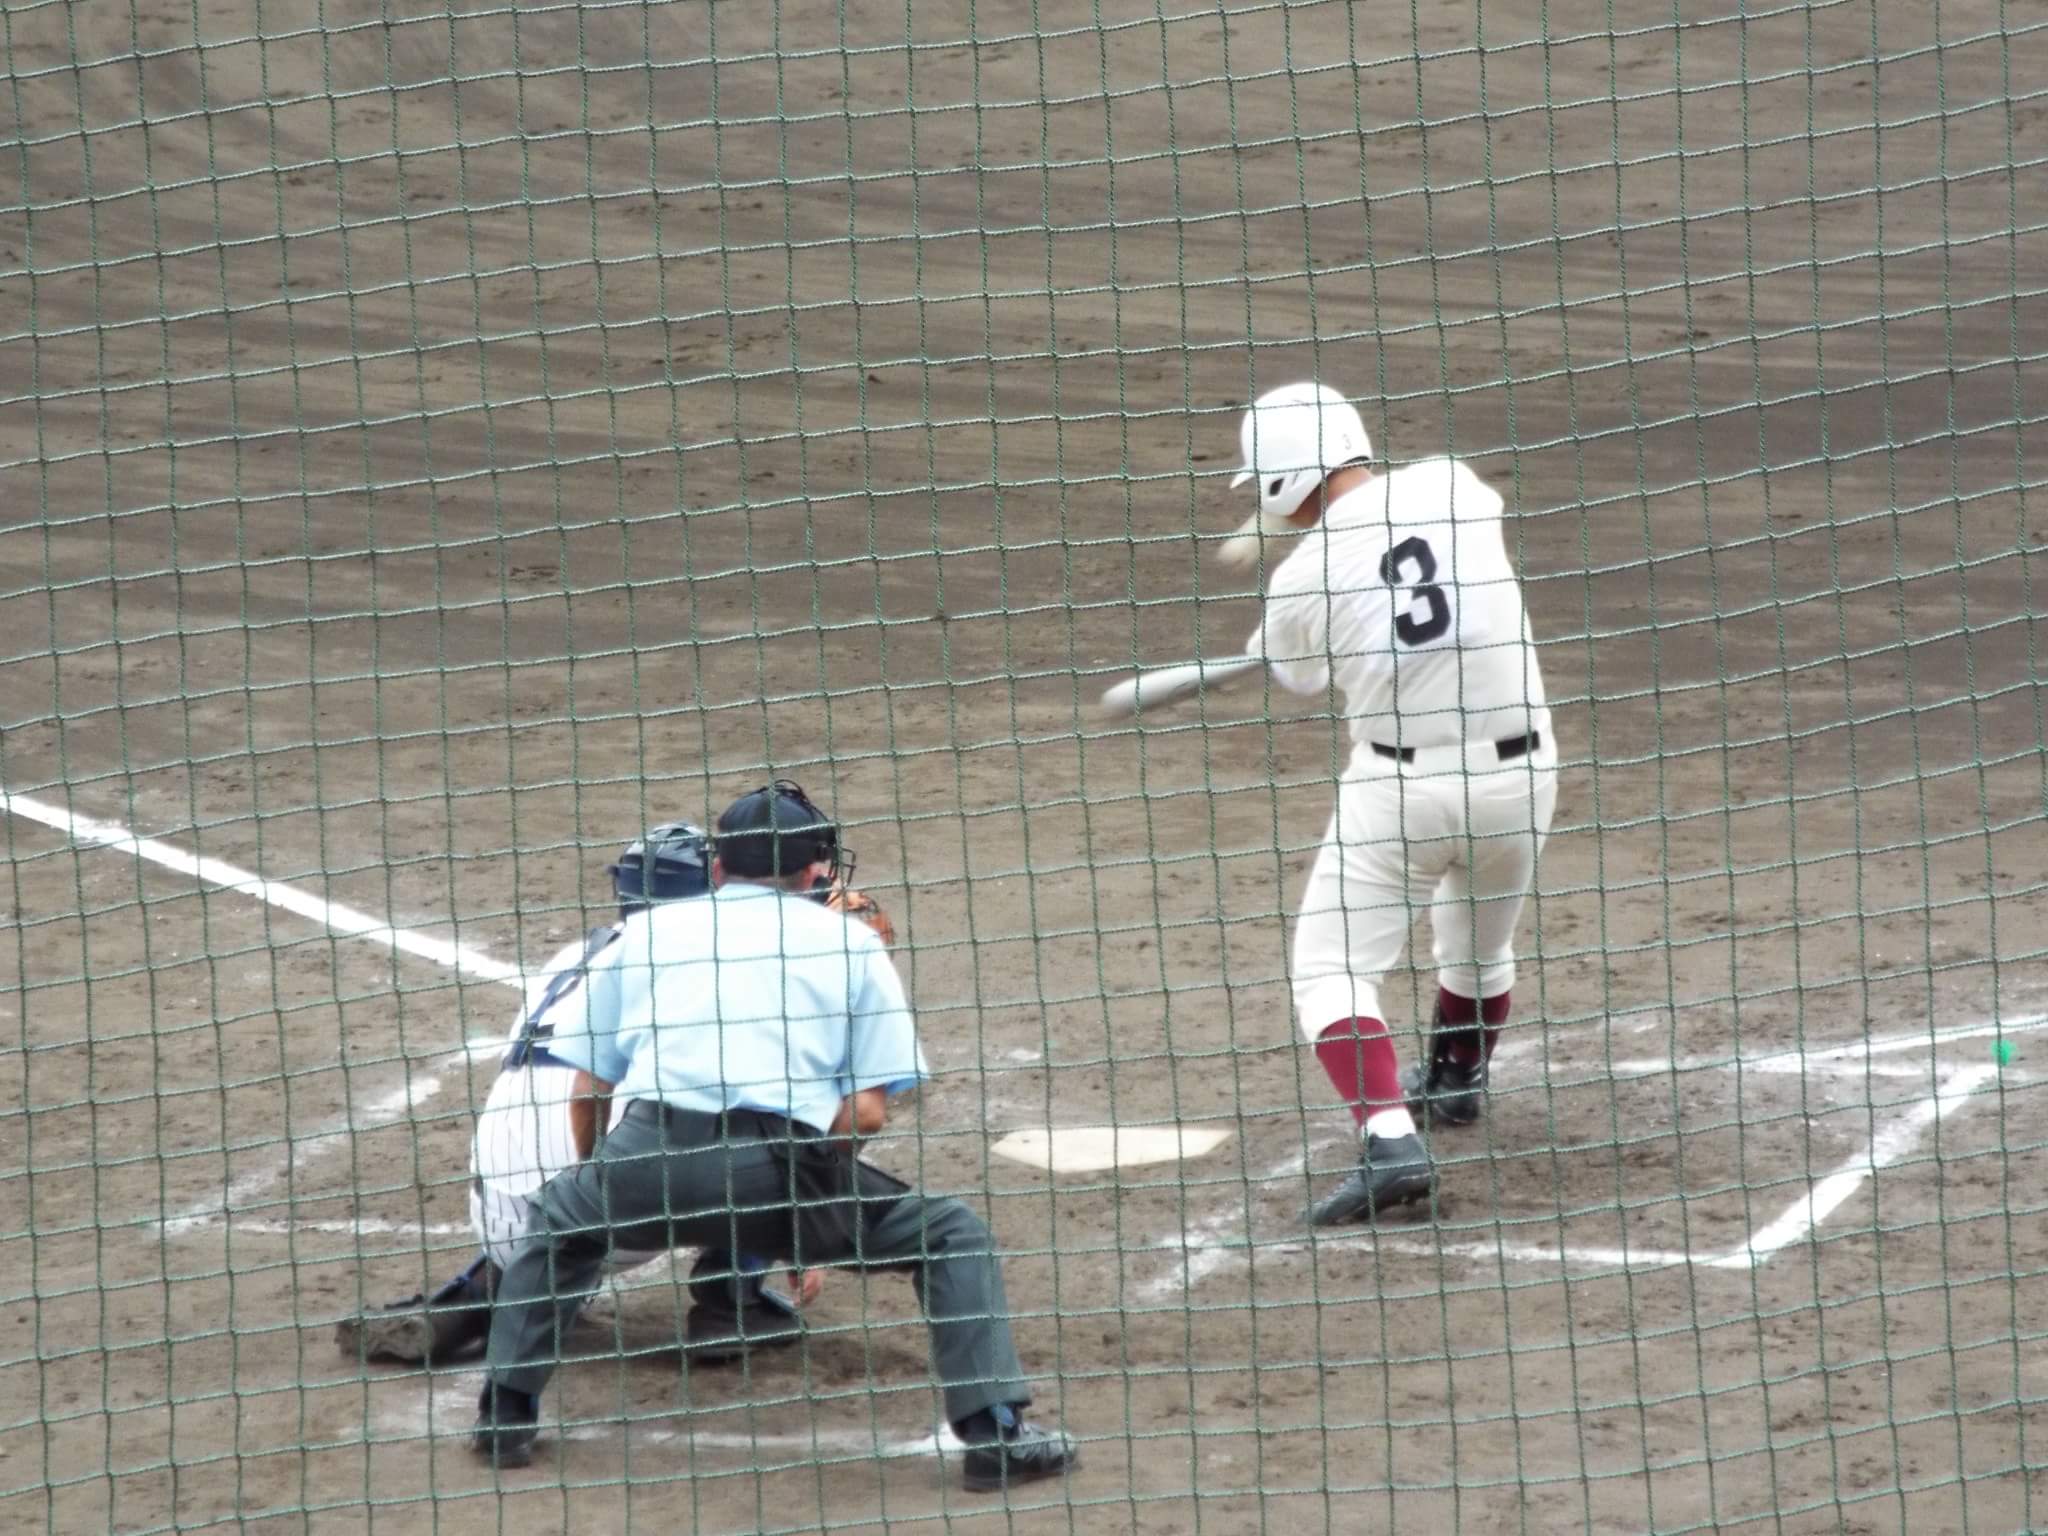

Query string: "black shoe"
[336, 1258, 497, 1364]
[684, 1303, 803, 1365]
[959, 1422, 1080, 1492]
[1402, 1052, 1487, 1127]
[1307, 1131, 1434, 1226]
[471, 1383, 540, 1469]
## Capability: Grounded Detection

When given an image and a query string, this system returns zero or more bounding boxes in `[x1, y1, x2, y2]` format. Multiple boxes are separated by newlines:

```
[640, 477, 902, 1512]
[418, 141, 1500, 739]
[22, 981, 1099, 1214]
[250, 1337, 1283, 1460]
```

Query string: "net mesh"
[3, 0, 2044, 1530]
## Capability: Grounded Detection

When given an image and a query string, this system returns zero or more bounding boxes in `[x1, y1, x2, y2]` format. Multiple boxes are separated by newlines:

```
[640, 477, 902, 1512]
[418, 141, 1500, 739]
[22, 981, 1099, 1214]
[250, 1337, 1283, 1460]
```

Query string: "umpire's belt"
[623, 1100, 861, 1261]
[1371, 731, 1541, 768]
[623, 1099, 818, 1143]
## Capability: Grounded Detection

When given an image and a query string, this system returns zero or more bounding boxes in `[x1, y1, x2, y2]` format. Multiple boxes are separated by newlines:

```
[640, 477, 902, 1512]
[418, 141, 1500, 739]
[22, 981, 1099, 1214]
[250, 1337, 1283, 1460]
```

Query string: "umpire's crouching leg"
[858, 1185, 1031, 1426]
[471, 1160, 618, 1464]
[859, 1185, 1079, 1486]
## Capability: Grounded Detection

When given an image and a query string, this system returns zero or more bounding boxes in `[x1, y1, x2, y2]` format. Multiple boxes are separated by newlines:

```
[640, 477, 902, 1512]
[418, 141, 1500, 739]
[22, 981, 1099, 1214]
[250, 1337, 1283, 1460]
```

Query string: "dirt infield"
[4, 0, 2045, 1531]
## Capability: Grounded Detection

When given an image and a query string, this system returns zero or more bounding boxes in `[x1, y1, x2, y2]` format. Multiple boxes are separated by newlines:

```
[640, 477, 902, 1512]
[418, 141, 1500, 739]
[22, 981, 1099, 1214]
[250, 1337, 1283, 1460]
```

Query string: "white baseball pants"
[469, 1064, 658, 1272]
[1290, 735, 1559, 1040]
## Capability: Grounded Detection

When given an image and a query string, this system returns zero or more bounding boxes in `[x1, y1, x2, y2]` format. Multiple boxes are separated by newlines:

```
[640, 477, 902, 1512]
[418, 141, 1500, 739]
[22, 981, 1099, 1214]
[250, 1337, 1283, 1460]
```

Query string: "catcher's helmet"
[1218, 381, 1373, 569]
[714, 780, 848, 881]
[609, 821, 712, 906]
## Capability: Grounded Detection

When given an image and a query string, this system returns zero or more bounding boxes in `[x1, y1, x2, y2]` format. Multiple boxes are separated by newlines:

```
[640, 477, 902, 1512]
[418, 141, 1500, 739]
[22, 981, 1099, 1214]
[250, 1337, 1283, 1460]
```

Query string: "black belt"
[626, 1099, 811, 1142]
[1372, 730, 1540, 765]
[502, 1042, 582, 1073]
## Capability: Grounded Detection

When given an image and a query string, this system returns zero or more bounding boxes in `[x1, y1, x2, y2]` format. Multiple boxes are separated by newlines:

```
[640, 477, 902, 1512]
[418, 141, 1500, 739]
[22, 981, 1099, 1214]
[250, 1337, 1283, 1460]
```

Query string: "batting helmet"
[714, 780, 850, 882]
[609, 821, 712, 906]
[1219, 381, 1373, 569]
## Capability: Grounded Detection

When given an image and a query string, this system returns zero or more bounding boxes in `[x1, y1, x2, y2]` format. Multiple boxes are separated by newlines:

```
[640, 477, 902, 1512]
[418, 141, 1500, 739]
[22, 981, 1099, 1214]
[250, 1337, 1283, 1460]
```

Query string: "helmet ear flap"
[608, 856, 645, 906]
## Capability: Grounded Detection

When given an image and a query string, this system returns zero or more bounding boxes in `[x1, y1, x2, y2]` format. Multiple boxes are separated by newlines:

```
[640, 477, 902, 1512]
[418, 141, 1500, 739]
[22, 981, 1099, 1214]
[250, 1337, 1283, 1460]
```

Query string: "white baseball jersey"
[468, 925, 652, 1270]
[1249, 456, 1550, 753]
[1254, 457, 1560, 1038]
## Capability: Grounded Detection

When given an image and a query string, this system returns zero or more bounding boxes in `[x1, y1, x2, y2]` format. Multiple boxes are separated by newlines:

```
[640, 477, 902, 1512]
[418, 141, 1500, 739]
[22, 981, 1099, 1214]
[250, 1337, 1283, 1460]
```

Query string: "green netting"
[3, 0, 2044, 1530]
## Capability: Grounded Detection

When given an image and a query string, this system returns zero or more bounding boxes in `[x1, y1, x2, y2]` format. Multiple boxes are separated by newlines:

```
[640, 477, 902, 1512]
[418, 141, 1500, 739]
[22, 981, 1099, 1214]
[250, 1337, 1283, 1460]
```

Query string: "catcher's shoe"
[684, 1291, 803, 1365]
[336, 1256, 496, 1365]
[471, 1382, 540, 1469]
[1307, 1131, 1434, 1227]
[1402, 1051, 1488, 1128]
[959, 1421, 1081, 1492]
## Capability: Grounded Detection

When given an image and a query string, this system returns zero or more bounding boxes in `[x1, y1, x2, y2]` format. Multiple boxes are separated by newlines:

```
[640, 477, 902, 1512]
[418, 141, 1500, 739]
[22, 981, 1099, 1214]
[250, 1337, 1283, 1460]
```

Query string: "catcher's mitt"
[822, 882, 897, 950]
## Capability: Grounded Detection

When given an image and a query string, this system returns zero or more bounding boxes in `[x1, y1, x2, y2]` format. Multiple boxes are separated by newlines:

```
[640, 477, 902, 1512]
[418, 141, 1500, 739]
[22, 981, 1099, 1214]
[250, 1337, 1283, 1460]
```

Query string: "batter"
[1221, 381, 1559, 1224]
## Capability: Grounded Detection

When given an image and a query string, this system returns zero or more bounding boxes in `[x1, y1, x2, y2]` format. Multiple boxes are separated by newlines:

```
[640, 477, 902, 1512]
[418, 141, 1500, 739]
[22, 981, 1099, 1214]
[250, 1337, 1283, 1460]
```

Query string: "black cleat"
[683, 1299, 803, 1365]
[959, 1422, 1081, 1492]
[1402, 1052, 1488, 1127]
[1307, 1131, 1435, 1226]
[335, 1298, 435, 1364]
[471, 1383, 540, 1469]
[336, 1258, 496, 1365]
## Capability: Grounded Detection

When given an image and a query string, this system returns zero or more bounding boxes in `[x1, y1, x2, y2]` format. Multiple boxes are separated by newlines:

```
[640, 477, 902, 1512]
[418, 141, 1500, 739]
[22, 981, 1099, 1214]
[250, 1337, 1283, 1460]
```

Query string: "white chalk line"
[1142, 1142, 1320, 1301]
[14, 785, 2030, 1282]
[3, 788, 525, 987]
[1603, 1013, 2048, 1082]
[1150, 1234, 1704, 1275]
[1143, 1028, 2024, 1289]
[227, 1218, 472, 1238]
[1139, 1134, 1706, 1296]
[1725, 1062, 2002, 1268]
[1140, 1019, 2044, 1295]
[381, 1382, 965, 1461]
[192, 1045, 2015, 1283]
[0, 787, 534, 1235]
[160, 1070, 448, 1234]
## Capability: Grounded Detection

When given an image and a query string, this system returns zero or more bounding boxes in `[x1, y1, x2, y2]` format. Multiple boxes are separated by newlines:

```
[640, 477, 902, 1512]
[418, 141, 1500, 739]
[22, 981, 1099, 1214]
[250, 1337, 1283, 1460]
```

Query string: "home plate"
[989, 1124, 1233, 1173]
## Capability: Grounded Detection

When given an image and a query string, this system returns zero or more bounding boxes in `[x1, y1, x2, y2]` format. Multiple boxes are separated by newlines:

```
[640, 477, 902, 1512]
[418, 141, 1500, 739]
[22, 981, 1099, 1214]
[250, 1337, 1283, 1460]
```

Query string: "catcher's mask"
[714, 780, 852, 884]
[609, 821, 712, 908]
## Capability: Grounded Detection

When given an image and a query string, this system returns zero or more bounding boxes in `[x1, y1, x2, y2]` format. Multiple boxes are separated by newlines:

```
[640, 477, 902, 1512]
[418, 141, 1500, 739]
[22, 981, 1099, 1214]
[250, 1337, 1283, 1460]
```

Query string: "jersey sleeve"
[845, 941, 927, 1098]
[1441, 458, 1505, 525]
[1249, 539, 1359, 697]
[539, 929, 629, 1084]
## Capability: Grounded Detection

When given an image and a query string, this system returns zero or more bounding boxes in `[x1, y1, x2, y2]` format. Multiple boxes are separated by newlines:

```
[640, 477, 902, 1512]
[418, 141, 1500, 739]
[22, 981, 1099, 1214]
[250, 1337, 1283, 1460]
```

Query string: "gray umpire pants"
[482, 1100, 1030, 1426]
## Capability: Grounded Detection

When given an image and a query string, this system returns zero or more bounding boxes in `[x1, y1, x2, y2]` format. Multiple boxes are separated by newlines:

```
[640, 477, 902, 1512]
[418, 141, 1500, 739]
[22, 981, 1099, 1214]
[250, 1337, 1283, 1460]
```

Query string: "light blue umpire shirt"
[542, 880, 928, 1133]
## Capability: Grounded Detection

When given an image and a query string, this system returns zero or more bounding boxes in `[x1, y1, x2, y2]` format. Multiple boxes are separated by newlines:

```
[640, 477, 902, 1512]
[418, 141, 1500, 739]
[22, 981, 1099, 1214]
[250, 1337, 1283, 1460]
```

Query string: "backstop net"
[3, 1, 2042, 1531]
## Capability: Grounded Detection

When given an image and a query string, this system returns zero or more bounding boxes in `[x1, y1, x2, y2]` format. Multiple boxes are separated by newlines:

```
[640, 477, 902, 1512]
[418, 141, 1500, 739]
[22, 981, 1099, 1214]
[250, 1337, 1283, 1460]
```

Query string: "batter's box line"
[14, 783, 2023, 1271]
[213, 1057, 2010, 1284]
[381, 1380, 970, 1462]
[1600, 1013, 2048, 1084]
[1158, 1060, 2008, 1288]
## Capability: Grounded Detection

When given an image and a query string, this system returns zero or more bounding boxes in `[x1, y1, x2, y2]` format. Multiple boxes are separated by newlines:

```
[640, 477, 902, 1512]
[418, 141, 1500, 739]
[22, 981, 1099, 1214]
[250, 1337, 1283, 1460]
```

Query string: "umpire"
[471, 781, 1078, 1491]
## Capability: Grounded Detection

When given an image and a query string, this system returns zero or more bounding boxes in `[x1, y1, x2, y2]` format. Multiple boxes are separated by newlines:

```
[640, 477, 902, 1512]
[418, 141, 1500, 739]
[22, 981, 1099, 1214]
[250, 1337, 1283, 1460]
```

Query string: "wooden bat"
[1097, 655, 1265, 720]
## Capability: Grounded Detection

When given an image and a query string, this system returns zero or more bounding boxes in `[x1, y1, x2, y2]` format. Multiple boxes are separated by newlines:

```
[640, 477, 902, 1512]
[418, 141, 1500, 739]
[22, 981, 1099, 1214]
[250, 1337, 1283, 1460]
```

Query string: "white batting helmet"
[1218, 382, 1373, 570]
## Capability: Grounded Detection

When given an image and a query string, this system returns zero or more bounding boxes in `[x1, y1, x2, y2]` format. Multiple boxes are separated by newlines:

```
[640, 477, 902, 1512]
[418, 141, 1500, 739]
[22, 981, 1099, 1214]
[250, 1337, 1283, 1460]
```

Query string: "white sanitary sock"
[1364, 1107, 1417, 1141]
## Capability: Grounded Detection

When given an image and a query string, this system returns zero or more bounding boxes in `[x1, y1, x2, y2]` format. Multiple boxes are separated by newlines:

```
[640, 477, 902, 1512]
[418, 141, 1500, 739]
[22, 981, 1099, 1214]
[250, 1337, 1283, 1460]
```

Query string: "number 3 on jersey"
[1379, 535, 1453, 646]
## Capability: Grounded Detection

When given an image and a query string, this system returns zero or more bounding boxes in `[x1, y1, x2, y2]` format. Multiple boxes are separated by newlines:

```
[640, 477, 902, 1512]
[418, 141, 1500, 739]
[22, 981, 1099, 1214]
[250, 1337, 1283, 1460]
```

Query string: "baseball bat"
[1098, 655, 1265, 720]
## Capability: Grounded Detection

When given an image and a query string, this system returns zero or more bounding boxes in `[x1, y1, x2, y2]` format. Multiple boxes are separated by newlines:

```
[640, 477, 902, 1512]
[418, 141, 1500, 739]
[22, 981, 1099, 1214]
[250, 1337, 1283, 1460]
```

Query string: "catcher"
[335, 819, 896, 1366]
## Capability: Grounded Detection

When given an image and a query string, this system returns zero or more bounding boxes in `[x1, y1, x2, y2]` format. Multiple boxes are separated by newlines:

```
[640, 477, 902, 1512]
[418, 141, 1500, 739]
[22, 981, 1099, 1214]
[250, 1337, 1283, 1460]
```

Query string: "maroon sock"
[1480, 991, 1510, 1062]
[1437, 988, 1511, 1068]
[1313, 1017, 1405, 1125]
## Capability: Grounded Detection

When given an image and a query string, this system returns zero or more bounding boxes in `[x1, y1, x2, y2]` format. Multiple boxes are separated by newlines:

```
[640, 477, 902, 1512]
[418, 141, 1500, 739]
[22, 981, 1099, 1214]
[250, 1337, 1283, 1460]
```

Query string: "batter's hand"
[788, 1269, 826, 1308]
